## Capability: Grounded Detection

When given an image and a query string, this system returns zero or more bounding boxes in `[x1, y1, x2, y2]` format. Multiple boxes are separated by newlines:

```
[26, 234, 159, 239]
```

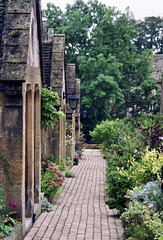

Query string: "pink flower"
[124, 137, 126, 141]
[8, 201, 13, 207]
[13, 203, 18, 208]
[49, 162, 56, 166]
[49, 166, 55, 170]
[41, 161, 46, 165]
[141, 215, 144, 219]
[158, 136, 163, 140]
[142, 210, 147, 214]
[126, 190, 129, 194]
[148, 204, 154, 209]
[58, 178, 64, 183]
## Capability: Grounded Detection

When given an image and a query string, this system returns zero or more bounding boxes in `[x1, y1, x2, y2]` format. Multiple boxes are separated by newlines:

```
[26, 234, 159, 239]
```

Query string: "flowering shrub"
[41, 161, 64, 200]
[65, 156, 73, 167]
[121, 202, 163, 239]
[66, 124, 73, 135]
[119, 149, 163, 186]
[91, 114, 163, 238]
[66, 134, 75, 158]
[0, 188, 19, 238]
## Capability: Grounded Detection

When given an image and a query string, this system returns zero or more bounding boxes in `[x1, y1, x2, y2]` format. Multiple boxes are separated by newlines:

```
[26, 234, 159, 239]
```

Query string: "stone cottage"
[0, 0, 43, 235]
[0, 0, 80, 237]
[41, 25, 67, 162]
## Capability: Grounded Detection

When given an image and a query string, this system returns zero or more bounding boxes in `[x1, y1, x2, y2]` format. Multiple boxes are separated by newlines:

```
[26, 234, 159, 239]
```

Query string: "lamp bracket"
[63, 91, 75, 99]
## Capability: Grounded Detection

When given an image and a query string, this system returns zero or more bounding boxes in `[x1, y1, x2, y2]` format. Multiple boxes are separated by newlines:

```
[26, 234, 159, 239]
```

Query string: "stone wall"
[66, 64, 76, 160]
[75, 78, 81, 138]
[42, 33, 66, 162]
[0, 0, 42, 235]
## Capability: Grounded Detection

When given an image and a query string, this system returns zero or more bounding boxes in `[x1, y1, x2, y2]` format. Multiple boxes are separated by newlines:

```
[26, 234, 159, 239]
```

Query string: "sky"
[41, 0, 163, 20]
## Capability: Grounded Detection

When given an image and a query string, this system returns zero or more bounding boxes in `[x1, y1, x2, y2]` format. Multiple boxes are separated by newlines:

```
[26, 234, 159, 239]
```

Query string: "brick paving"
[24, 149, 124, 240]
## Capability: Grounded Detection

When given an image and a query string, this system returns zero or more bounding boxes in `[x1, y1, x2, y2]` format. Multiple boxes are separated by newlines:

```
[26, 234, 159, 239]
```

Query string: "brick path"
[24, 149, 123, 240]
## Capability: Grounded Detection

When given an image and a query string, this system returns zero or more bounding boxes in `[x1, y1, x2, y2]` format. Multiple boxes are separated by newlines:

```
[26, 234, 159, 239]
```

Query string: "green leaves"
[41, 87, 65, 129]
[43, 0, 161, 130]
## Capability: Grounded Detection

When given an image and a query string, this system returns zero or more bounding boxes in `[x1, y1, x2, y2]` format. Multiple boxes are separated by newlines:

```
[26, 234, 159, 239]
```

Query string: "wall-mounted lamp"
[82, 110, 87, 118]
[63, 92, 79, 111]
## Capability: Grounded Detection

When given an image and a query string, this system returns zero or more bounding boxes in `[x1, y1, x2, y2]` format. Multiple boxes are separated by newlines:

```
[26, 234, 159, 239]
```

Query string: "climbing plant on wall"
[41, 86, 65, 129]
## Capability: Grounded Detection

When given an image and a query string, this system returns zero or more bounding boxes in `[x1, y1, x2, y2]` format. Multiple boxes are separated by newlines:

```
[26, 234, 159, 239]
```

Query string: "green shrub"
[119, 149, 163, 186]
[126, 180, 163, 212]
[65, 171, 76, 178]
[41, 198, 53, 212]
[90, 119, 123, 148]
[105, 170, 133, 212]
[121, 202, 163, 240]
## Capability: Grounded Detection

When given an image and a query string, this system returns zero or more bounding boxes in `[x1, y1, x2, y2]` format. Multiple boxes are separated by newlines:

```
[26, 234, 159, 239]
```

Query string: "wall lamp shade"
[68, 94, 79, 111]
[82, 110, 87, 118]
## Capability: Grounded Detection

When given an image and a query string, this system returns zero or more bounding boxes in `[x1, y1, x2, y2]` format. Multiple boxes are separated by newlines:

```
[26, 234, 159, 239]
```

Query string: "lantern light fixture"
[63, 92, 79, 111]
[82, 110, 87, 118]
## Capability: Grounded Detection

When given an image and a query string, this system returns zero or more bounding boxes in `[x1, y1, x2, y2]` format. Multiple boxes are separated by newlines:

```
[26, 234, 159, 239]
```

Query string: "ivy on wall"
[0, 154, 13, 186]
[41, 86, 65, 129]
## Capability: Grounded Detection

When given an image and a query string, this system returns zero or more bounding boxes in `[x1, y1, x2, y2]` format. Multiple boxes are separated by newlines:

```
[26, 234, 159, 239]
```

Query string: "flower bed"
[90, 114, 163, 239]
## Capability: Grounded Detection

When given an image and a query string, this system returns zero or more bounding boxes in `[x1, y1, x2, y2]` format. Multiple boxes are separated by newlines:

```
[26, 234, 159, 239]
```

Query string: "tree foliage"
[43, 0, 161, 132]
[134, 16, 163, 54]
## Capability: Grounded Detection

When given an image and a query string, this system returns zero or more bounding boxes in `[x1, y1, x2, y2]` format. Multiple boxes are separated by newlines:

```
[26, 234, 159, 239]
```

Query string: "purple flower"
[13, 203, 18, 208]
[7, 201, 13, 207]
[141, 215, 144, 219]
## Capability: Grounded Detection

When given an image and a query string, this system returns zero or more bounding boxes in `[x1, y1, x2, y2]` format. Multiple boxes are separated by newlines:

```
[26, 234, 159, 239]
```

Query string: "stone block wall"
[42, 33, 66, 162]
[0, 0, 42, 235]
[66, 64, 76, 160]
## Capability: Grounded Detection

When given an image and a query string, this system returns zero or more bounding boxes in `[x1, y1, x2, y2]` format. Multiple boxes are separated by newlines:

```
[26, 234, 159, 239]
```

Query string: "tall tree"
[134, 17, 163, 54]
[42, 1, 161, 132]
[42, 3, 64, 33]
